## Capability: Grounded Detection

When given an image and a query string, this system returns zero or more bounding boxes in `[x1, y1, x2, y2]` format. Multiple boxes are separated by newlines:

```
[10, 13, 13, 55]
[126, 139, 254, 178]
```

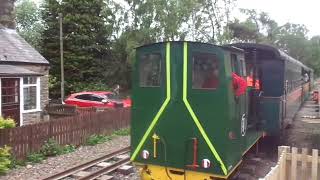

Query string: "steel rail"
[79, 157, 130, 180]
[43, 146, 130, 180]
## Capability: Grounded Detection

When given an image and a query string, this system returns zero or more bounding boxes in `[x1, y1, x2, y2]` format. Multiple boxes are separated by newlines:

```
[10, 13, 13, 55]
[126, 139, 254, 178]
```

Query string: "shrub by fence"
[0, 108, 130, 159]
[260, 146, 320, 180]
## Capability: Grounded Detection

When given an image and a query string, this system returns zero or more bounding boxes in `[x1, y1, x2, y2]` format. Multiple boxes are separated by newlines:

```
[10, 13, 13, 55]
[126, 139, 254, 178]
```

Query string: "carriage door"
[1, 78, 20, 126]
[231, 54, 247, 137]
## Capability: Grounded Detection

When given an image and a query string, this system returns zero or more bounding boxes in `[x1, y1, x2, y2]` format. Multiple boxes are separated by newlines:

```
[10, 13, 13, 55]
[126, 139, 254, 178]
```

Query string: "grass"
[86, 128, 130, 146]
[61, 144, 76, 154]
[25, 140, 77, 164]
[86, 134, 112, 146]
[26, 152, 46, 164]
[112, 128, 130, 136]
[8, 156, 26, 169]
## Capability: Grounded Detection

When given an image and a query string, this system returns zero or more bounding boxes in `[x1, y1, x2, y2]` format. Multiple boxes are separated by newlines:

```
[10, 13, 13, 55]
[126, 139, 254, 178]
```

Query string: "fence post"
[302, 148, 308, 180]
[278, 146, 284, 159]
[29, 125, 33, 155]
[279, 146, 289, 180]
[312, 149, 318, 180]
[291, 147, 297, 180]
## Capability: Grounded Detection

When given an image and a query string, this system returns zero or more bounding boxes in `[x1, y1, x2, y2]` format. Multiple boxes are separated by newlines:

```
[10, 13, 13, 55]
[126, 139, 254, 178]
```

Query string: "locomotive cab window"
[192, 53, 219, 89]
[231, 54, 240, 74]
[139, 53, 161, 87]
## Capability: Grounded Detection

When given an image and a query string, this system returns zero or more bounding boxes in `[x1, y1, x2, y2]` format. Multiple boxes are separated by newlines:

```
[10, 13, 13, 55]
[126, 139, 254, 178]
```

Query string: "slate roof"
[0, 65, 41, 76]
[0, 27, 49, 65]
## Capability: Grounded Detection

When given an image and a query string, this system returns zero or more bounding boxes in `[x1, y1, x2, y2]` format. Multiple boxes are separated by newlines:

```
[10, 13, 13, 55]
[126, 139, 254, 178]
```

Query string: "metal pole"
[59, 13, 64, 103]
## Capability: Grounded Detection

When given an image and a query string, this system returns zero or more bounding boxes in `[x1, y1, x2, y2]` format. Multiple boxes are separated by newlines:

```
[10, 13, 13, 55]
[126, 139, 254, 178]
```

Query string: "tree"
[41, 0, 114, 97]
[192, 0, 236, 43]
[16, 0, 43, 50]
[228, 19, 261, 42]
[228, 9, 320, 76]
[0, 0, 16, 28]
[126, 0, 198, 41]
[228, 9, 276, 43]
[307, 36, 320, 75]
[274, 23, 310, 62]
[41, 0, 61, 97]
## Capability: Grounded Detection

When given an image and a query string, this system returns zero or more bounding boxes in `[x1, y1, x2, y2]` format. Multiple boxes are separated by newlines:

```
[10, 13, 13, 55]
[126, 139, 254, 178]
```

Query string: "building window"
[139, 53, 161, 87]
[192, 53, 219, 89]
[23, 77, 40, 111]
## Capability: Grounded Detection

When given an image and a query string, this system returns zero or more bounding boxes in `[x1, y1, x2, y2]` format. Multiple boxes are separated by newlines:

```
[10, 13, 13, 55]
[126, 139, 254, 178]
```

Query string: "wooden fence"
[260, 146, 319, 180]
[45, 104, 120, 118]
[0, 108, 130, 159]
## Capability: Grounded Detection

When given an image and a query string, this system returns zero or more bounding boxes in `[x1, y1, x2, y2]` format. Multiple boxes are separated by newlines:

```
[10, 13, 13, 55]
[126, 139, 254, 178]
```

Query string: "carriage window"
[140, 53, 161, 87]
[192, 53, 219, 89]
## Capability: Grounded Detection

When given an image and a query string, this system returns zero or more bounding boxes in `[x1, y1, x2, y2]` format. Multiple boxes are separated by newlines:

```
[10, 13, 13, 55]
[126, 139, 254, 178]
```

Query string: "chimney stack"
[0, 0, 16, 29]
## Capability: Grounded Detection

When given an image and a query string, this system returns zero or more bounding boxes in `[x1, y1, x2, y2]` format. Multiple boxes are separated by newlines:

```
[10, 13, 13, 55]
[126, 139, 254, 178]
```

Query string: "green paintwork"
[131, 41, 262, 176]
[260, 98, 282, 135]
[182, 42, 227, 175]
[130, 43, 171, 161]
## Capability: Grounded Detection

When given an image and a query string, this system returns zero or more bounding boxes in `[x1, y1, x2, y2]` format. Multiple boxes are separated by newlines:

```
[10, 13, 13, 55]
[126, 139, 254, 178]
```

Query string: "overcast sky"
[31, 0, 320, 37]
[236, 0, 320, 36]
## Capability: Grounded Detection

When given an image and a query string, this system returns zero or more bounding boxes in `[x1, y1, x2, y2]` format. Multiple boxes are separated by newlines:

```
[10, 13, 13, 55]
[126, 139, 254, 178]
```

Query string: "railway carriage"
[232, 43, 313, 136]
[131, 41, 313, 179]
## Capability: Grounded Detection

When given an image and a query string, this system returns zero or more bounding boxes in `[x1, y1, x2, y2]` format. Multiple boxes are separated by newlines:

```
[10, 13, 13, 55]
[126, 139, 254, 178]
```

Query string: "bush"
[61, 145, 76, 154]
[26, 153, 45, 164]
[72, 82, 110, 93]
[40, 139, 62, 156]
[113, 128, 130, 136]
[86, 134, 111, 146]
[0, 117, 16, 129]
[26, 142, 76, 164]
[0, 146, 12, 174]
[8, 156, 26, 169]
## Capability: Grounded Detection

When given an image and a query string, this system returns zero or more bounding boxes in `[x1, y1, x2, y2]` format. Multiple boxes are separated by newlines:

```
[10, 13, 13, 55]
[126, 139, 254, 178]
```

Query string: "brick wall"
[22, 112, 41, 125]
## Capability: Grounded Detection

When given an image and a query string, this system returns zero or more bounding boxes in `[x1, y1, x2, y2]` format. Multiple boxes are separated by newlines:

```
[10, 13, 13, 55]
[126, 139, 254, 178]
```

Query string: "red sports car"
[64, 91, 131, 108]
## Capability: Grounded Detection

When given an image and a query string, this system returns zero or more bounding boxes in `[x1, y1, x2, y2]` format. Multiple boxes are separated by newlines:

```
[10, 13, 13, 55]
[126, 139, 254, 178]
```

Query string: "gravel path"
[0, 136, 130, 180]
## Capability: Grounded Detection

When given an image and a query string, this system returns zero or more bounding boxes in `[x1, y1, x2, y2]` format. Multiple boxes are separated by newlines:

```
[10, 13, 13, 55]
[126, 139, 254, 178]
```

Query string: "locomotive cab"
[131, 41, 262, 179]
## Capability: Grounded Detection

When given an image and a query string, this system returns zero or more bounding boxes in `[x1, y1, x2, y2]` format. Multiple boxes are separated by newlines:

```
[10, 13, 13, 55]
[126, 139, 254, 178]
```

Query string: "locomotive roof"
[136, 41, 243, 53]
[230, 43, 312, 71]
[136, 41, 313, 72]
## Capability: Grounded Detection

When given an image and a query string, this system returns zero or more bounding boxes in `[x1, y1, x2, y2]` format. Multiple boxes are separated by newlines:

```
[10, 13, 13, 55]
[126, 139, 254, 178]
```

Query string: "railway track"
[43, 146, 131, 180]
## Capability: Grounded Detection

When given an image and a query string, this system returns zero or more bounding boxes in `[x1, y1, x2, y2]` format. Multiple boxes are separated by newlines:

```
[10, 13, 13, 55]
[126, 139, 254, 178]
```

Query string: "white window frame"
[21, 77, 41, 113]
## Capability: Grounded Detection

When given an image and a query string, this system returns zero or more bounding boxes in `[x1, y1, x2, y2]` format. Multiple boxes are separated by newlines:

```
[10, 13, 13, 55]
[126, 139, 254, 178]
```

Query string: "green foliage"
[0, 0, 15, 28]
[0, 146, 12, 174]
[61, 144, 76, 154]
[228, 19, 261, 42]
[228, 9, 320, 76]
[112, 128, 130, 136]
[86, 134, 111, 146]
[27, 139, 76, 164]
[18, 0, 320, 99]
[16, 0, 44, 51]
[8, 156, 26, 169]
[71, 82, 110, 93]
[26, 152, 45, 164]
[86, 128, 130, 146]
[41, 0, 115, 98]
[40, 139, 63, 157]
[0, 117, 16, 129]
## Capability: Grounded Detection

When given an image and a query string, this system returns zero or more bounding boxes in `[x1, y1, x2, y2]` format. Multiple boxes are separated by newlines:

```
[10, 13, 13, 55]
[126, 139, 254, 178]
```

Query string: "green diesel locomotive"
[130, 41, 312, 179]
